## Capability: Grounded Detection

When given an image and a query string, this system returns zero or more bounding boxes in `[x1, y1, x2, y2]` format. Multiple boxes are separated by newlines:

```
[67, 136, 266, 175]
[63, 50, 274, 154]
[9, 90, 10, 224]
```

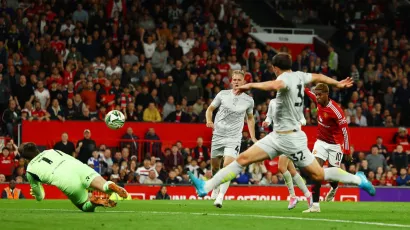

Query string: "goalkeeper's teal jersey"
[26, 149, 75, 185]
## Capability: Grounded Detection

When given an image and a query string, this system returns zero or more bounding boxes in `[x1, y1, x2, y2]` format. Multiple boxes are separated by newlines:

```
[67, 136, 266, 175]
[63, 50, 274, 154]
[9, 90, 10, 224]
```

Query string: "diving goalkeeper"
[19, 142, 128, 212]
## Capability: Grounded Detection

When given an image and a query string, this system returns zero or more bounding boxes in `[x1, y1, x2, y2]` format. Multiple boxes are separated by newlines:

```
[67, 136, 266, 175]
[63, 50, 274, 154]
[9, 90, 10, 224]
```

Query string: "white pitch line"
[1, 208, 409, 228]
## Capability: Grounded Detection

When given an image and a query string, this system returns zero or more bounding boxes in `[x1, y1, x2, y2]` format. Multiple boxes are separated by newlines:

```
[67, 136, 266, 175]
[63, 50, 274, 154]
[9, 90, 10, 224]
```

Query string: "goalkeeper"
[20, 142, 128, 212]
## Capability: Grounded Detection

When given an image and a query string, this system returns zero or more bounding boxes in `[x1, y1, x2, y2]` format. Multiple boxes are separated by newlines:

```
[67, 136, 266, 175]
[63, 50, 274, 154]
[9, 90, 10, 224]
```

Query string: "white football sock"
[293, 173, 311, 197]
[103, 181, 113, 193]
[324, 168, 361, 185]
[204, 160, 243, 192]
[217, 181, 230, 198]
[283, 171, 295, 196]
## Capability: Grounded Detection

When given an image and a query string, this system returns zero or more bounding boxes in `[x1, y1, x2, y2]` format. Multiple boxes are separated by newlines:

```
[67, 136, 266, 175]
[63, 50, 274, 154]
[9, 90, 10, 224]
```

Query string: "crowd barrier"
[1, 184, 409, 202]
[22, 121, 408, 152]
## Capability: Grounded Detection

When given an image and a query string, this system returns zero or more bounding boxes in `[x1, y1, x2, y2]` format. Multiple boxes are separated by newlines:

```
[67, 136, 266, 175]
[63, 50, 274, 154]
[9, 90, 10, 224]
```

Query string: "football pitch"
[1, 200, 410, 230]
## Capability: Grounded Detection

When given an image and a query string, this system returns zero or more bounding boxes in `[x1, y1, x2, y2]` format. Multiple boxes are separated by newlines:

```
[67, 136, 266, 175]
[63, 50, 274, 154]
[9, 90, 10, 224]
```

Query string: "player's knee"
[236, 154, 250, 166]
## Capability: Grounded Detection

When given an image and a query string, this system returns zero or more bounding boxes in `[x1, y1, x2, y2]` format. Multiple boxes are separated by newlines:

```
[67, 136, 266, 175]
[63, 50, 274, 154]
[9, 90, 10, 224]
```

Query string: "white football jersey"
[274, 71, 312, 131]
[211, 90, 254, 139]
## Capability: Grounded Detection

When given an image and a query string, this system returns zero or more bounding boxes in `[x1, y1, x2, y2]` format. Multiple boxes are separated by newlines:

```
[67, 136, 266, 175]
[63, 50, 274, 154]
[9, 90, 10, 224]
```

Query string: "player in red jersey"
[303, 83, 350, 213]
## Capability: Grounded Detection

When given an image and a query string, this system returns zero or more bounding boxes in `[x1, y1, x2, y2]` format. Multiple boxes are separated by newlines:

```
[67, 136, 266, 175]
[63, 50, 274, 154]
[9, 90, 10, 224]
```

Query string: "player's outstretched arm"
[311, 74, 353, 89]
[26, 173, 45, 201]
[205, 105, 216, 128]
[304, 87, 317, 102]
[246, 114, 258, 143]
[236, 80, 285, 94]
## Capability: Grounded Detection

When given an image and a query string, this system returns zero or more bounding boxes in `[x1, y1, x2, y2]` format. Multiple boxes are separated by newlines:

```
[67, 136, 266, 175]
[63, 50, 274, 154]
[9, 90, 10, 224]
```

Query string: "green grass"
[0, 200, 410, 230]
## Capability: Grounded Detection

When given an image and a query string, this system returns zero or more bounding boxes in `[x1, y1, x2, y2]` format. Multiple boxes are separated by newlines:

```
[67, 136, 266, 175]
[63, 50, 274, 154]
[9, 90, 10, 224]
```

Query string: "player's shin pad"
[205, 161, 243, 192]
[324, 168, 360, 185]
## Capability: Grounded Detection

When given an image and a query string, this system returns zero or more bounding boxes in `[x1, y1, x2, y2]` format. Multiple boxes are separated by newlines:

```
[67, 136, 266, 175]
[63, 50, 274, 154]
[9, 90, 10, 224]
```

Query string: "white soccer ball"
[105, 110, 125, 130]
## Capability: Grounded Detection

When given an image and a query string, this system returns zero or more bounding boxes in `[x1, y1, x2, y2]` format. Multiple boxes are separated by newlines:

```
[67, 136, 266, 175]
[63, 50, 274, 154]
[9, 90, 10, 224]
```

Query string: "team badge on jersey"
[233, 98, 238, 106]
[323, 112, 328, 118]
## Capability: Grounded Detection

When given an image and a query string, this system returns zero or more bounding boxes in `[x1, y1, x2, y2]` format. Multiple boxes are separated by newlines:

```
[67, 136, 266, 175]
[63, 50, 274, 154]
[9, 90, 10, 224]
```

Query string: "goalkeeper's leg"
[89, 176, 128, 199]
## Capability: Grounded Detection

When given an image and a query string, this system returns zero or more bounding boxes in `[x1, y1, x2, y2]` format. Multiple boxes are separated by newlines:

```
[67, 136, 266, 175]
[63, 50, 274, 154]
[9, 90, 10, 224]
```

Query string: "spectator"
[248, 162, 267, 184]
[235, 168, 253, 184]
[53, 132, 75, 156]
[144, 170, 163, 185]
[47, 99, 65, 121]
[165, 170, 180, 185]
[181, 74, 203, 105]
[165, 145, 184, 171]
[164, 104, 190, 123]
[328, 46, 338, 72]
[260, 172, 273, 185]
[354, 107, 367, 126]
[136, 86, 154, 109]
[155, 162, 168, 182]
[144, 128, 161, 157]
[136, 158, 153, 184]
[396, 168, 410, 186]
[75, 129, 96, 164]
[372, 136, 388, 159]
[0, 147, 14, 180]
[87, 151, 102, 174]
[151, 42, 168, 73]
[366, 146, 388, 173]
[34, 81, 50, 110]
[392, 127, 410, 145]
[0, 174, 5, 183]
[2, 100, 20, 139]
[163, 96, 176, 120]
[120, 127, 139, 157]
[31, 101, 50, 121]
[385, 171, 397, 186]
[13, 75, 34, 110]
[391, 145, 408, 172]
[161, 76, 179, 103]
[1, 180, 24, 199]
[143, 102, 161, 122]
[156, 186, 170, 200]
[191, 137, 210, 164]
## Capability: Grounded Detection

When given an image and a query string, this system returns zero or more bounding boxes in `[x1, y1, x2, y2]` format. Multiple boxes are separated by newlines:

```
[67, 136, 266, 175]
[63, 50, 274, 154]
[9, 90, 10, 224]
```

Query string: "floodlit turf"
[0, 200, 410, 230]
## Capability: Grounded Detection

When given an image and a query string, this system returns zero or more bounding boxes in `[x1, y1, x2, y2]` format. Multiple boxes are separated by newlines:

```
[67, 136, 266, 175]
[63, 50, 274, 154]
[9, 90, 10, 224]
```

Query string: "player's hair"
[271, 53, 292, 70]
[314, 83, 329, 93]
[19, 142, 40, 160]
[231, 70, 245, 78]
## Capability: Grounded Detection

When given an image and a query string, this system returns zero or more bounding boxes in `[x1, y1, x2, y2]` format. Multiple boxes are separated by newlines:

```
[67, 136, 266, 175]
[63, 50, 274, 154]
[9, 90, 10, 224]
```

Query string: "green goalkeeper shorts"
[52, 160, 99, 205]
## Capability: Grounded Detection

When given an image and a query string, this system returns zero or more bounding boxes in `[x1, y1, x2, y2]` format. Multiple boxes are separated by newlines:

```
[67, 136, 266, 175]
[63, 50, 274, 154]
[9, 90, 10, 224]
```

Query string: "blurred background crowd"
[0, 0, 409, 187]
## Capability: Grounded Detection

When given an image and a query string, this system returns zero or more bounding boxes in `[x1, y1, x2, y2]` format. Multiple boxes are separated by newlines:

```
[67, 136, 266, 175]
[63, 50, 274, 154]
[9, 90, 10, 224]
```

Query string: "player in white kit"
[206, 70, 256, 208]
[262, 98, 312, 210]
[189, 53, 375, 205]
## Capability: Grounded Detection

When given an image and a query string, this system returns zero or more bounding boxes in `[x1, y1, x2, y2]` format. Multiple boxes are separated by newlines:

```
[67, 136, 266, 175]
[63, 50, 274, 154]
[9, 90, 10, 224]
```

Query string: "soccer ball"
[104, 110, 125, 130]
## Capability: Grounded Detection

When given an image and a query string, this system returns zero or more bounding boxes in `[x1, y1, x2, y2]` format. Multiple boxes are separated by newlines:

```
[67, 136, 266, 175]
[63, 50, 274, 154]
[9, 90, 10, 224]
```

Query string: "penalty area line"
[2, 208, 410, 228]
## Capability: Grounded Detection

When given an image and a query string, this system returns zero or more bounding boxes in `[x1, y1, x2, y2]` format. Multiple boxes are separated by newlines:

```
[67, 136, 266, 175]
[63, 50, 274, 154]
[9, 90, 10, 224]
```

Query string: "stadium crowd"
[0, 0, 409, 187]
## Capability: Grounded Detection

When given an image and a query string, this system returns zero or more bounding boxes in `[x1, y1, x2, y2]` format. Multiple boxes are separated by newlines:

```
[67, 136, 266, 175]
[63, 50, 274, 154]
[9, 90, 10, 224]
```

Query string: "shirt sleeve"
[334, 109, 350, 154]
[304, 87, 317, 103]
[26, 172, 45, 201]
[277, 75, 290, 91]
[298, 71, 313, 84]
[265, 99, 275, 124]
[210, 92, 222, 108]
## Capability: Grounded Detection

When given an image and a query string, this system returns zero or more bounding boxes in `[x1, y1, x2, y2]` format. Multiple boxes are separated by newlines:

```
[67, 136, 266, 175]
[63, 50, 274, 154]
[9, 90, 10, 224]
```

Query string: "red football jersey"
[0, 153, 15, 176]
[217, 63, 230, 78]
[305, 88, 350, 154]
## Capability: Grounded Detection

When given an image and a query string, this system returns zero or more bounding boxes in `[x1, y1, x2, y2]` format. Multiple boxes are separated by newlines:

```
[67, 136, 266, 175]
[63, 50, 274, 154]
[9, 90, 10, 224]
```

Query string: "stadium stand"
[0, 0, 409, 187]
